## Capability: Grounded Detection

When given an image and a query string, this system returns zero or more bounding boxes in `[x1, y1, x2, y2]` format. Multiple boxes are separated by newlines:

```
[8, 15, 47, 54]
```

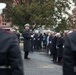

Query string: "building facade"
[0, 14, 12, 31]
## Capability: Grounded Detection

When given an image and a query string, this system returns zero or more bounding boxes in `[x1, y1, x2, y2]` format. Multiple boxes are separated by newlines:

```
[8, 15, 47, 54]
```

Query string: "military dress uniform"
[63, 31, 76, 75]
[0, 29, 24, 75]
[22, 30, 31, 59]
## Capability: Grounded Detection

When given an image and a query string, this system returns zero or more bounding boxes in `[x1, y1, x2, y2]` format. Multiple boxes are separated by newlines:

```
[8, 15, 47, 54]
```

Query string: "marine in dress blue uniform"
[0, 3, 24, 75]
[0, 29, 24, 75]
[63, 31, 76, 75]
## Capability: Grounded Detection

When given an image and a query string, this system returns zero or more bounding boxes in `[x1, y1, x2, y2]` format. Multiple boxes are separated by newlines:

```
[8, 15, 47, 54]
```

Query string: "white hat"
[64, 30, 69, 33]
[0, 3, 6, 9]
[24, 23, 30, 27]
[68, 31, 73, 34]
[56, 33, 60, 36]
[0, 3, 6, 14]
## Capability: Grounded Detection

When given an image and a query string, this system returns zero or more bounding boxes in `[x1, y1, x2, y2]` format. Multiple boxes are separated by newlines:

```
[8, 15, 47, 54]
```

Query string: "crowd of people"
[28, 30, 69, 64]
[21, 23, 71, 64]
[0, 3, 76, 75]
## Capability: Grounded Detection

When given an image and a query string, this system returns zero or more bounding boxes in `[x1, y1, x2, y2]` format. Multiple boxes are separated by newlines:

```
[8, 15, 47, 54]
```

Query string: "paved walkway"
[23, 51, 62, 75]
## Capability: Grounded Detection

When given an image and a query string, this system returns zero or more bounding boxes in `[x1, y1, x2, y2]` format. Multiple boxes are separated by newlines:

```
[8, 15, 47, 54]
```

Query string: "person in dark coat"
[33, 32, 38, 50]
[16, 32, 20, 43]
[47, 32, 53, 55]
[37, 31, 43, 51]
[63, 30, 69, 50]
[0, 29, 24, 75]
[30, 31, 34, 52]
[49, 34, 53, 55]
[63, 31, 76, 75]
[56, 33, 63, 63]
[63, 30, 69, 43]
[42, 33, 47, 49]
[52, 35, 57, 62]
[22, 23, 31, 59]
[0, 4, 24, 75]
[14, 31, 20, 43]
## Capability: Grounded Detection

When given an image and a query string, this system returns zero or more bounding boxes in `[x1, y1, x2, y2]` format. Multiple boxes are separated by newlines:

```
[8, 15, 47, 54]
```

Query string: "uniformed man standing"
[22, 24, 32, 59]
[0, 3, 24, 75]
[63, 30, 76, 75]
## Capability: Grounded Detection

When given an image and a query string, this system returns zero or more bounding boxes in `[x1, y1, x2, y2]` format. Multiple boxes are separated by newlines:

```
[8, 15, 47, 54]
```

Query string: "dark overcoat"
[48, 35, 53, 51]
[37, 33, 43, 49]
[0, 29, 24, 75]
[63, 31, 76, 75]
[30, 33, 34, 52]
[42, 34, 47, 46]
[52, 36, 57, 54]
[56, 37, 63, 57]
[22, 30, 31, 52]
[33, 34, 38, 49]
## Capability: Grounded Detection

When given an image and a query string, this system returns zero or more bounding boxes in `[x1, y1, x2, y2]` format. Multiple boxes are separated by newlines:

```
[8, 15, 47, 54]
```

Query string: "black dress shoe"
[24, 57, 30, 59]
[24, 57, 27, 59]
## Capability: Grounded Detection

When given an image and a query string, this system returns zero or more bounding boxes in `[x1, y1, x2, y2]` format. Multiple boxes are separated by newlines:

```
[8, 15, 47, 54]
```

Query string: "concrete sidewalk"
[24, 52, 62, 75]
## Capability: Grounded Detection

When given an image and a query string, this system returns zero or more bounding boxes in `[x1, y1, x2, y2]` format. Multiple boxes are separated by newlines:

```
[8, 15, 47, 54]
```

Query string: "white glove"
[31, 35, 34, 38]
[50, 41, 52, 43]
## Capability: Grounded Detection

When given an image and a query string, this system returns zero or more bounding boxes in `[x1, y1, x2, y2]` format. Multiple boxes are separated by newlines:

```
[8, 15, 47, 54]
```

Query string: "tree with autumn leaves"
[0, 0, 73, 31]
